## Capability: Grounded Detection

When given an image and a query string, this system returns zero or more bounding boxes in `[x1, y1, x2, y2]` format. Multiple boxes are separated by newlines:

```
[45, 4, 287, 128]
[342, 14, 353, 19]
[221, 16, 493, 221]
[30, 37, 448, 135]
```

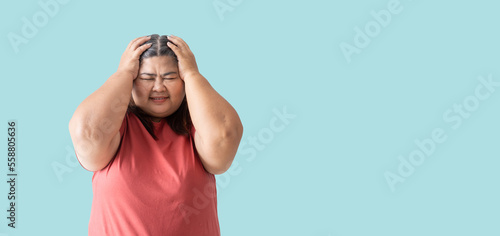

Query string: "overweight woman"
[68, 34, 243, 235]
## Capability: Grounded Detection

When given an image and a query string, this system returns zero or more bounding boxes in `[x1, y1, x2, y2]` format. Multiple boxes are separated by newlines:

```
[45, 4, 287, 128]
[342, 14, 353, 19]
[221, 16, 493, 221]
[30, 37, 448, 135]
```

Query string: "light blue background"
[1, 0, 500, 235]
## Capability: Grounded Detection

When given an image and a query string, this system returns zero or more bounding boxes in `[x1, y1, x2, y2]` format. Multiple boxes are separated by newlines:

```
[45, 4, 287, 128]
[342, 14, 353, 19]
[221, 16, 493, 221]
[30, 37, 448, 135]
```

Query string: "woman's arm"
[69, 71, 133, 171]
[185, 72, 244, 175]
[68, 36, 152, 171]
[167, 35, 243, 175]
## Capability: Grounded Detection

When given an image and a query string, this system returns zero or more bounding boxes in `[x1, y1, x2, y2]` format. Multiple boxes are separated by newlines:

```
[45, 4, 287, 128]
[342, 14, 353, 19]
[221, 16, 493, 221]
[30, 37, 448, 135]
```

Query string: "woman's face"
[132, 56, 185, 122]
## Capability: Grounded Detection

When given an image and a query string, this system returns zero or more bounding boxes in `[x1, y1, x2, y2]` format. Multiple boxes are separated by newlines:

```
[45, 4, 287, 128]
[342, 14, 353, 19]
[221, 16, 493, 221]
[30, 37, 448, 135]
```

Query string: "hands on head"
[117, 35, 152, 80]
[165, 35, 200, 81]
[116, 34, 200, 82]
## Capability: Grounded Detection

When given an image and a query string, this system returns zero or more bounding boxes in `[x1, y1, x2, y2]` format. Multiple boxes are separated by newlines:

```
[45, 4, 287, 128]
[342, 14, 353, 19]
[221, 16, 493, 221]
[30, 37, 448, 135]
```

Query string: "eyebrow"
[139, 72, 177, 76]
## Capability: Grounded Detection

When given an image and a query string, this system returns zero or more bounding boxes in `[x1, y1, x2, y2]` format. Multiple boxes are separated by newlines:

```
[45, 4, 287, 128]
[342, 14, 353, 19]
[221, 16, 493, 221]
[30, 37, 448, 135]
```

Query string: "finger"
[166, 41, 180, 54]
[130, 36, 151, 50]
[133, 43, 152, 57]
[167, 35, 189, 50]
[128, 36, 148, 49]
[168, 35, 188, 49]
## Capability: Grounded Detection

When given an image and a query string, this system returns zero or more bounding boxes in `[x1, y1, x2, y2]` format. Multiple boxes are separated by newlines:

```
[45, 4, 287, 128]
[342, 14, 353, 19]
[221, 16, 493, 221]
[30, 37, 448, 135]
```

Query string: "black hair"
[127, 34, 191, 140]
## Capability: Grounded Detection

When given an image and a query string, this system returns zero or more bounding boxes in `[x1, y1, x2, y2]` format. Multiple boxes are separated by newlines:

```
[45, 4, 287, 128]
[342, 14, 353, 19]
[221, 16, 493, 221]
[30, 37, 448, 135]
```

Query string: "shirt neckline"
[152, 119, 165, 129]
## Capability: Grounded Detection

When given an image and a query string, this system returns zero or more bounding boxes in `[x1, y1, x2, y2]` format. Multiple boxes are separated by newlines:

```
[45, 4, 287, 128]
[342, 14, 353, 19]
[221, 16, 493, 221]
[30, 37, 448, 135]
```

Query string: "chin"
[150, 109, 173, 117]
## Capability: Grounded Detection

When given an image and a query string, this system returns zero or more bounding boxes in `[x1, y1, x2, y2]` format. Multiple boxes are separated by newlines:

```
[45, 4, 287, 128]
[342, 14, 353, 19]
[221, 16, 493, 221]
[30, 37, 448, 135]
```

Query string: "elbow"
[199, 119, 243, 175]
[200, 139, 239, 175]
[219, 124, 243, 174]
[206, 161, 233, 175]
[69, 115, 88, 141]
[221, 119, 243, 143]
[69, 135, 113, 172]
[209, 135, 242, 175]
[208, 168, 226, 175]
[68, 119, 110, 172]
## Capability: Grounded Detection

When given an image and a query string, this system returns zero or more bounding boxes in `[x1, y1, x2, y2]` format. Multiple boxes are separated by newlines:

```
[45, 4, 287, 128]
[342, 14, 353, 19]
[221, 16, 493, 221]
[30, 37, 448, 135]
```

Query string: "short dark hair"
[127, 34, 192, 140]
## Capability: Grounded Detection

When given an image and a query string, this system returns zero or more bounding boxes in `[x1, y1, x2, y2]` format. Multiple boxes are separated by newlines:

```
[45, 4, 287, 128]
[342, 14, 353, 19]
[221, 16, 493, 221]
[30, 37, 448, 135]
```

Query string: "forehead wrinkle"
[140, 72, 177, 76]
[139, 55, 178, 76]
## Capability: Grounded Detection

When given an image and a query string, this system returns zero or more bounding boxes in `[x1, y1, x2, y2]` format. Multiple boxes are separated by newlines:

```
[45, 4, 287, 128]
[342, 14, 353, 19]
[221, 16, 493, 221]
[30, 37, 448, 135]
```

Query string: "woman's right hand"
[116, 35, 152, 80]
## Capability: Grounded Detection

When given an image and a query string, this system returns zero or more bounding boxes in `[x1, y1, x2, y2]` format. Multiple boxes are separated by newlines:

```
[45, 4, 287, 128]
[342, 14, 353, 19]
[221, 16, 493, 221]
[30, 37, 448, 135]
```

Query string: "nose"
[152, 78, 167, 92]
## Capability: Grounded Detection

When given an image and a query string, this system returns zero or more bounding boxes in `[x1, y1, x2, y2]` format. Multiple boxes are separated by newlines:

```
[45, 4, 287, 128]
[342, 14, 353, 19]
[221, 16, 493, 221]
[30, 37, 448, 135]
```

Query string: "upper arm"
[193, 126, 242, 175]
[69, 116, 126, 172]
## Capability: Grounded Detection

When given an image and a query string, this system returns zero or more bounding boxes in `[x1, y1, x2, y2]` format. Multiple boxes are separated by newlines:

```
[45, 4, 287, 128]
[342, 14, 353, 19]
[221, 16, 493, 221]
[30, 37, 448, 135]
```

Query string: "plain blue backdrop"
[1, 0, 500, 235]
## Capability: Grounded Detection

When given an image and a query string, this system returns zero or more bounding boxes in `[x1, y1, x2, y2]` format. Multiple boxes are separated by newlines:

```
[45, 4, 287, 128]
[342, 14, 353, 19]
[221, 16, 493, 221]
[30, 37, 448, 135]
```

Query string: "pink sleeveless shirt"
[77, 111, 220, 235]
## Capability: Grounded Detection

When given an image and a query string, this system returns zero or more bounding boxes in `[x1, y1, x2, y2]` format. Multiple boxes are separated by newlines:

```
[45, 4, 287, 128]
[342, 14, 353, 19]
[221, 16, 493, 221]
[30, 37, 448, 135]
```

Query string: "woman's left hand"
[166, 35, 200, 81]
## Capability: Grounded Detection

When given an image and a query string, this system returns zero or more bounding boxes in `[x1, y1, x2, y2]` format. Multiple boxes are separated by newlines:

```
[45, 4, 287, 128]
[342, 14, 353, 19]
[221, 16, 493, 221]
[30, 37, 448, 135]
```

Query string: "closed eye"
[140, 77, 176, 80]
